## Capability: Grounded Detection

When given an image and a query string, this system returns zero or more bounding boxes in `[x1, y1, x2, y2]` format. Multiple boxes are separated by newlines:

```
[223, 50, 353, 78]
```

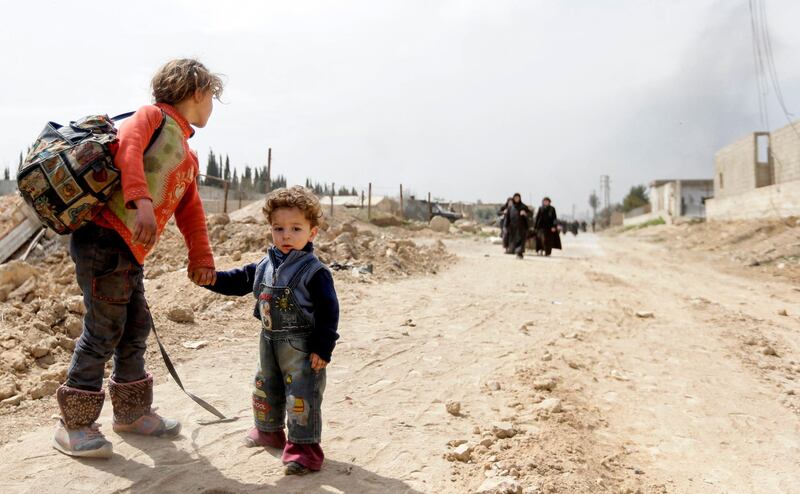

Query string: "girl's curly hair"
[262, 186, 323, 227]
[151, 58, 224, 105]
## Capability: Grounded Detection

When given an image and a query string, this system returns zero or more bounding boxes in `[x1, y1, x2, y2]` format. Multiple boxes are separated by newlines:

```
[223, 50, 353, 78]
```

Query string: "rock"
[1, 395, 22, 407]
[448, 439, 468, 447]
[167, 306, 195, 324]
[41, 364, 68, 383]
[446, 443, 473, 462]
[208, 213, 230, 226]
[64, 315, 83, 339]
[635, 311, 655, 319]
[763, 346, 779, 357]
[8, 278, 37, 300]
[0, 375, 18, 400]
[182, 340, 209, 350]
[533, 378, 556, 391]
[491, 422, 517, 439]
[146, 266, 165, 279]
[480, 436, 495, 447]
[231, 251, 242, 262]
[66, 296, 85, 315]
[778, 309, 789, 316]
[486, 380, 502, 391]
[29, 380, 60, 400]
[334, 232, 357, 246]
[541, 352, 553, 361]
[446, 400, 462, 416]
[27, 337, 58, 358]
[429, 216, 451, 233]
[340, 221, 359, 235]
[2, 351, 27, 371]
[0, 260, 40, 292]
[536, 398, 563, 413]
[476, 476, 523, 494]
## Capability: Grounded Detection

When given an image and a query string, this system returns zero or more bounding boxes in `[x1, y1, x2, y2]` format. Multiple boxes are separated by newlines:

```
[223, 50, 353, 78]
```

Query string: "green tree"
[223, 155, 231, 182]
[3, 166, 9, 180]
[588, 191, 599, 219]
[205, 150, 220, 185]
[622, 185, 649, 212]
[242, 166, 253, 190]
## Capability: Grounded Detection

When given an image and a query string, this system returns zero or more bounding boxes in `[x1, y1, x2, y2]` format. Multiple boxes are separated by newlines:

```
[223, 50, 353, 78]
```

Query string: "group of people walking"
[499, 194, 562, 259]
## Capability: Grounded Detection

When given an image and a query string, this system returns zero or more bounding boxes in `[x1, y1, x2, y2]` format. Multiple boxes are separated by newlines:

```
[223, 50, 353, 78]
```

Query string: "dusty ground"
[1, 229, 799, 493]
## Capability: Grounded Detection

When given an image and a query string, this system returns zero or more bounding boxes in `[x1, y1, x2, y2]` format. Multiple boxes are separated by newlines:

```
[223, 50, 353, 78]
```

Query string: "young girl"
[53, 59, 223, 458]
[204, 186, 339, 475]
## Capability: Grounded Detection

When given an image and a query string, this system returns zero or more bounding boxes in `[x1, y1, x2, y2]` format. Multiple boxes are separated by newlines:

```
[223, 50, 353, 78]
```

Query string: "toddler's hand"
[310, 353, 328, 372]
[189, 268, 217, 286]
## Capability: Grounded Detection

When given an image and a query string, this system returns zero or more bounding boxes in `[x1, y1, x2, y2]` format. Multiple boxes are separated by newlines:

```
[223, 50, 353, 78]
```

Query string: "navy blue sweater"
[204, 244, 339, 362]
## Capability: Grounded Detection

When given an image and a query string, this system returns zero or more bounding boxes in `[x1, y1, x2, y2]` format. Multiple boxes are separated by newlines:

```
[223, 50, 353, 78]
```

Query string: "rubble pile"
[0, 202, 457, 406]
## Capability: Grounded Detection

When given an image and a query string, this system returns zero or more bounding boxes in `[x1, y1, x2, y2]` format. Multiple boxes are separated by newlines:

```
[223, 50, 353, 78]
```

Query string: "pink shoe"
[109, 374, 181, 438]
[243, 427, 286, 449]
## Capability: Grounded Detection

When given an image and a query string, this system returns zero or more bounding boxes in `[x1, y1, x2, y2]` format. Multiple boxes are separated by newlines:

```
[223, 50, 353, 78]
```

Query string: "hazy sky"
[2, 0, 800, 217]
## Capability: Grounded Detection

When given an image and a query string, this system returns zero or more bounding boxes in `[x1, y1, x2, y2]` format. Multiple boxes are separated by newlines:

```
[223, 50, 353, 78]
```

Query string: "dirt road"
[1, 233, 799, 493]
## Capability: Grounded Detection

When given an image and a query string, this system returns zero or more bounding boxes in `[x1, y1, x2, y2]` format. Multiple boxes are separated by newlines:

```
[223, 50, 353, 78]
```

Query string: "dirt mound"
[618, 217, 800, 281]
[0, 206, 454, 408]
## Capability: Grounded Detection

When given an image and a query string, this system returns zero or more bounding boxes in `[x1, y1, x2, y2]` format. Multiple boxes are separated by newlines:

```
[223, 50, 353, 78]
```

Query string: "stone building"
[707, 120, 800, 220]
[623, 179, 713, 226]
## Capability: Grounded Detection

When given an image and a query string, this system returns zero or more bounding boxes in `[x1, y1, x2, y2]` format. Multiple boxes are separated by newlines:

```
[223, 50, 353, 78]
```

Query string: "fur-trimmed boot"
[53, 385, 113, 458]
[108, 373, 181, 438]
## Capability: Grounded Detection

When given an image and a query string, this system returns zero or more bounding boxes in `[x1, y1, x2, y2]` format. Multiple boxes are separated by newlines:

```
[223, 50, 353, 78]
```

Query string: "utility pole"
[399, 184, 404, 219]
[600, 175, 611, 227]
[265, 148, 272, 195]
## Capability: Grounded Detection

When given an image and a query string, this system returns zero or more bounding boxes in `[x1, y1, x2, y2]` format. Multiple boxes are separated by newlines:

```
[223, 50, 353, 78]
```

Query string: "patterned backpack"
[17, 112, 162, 234]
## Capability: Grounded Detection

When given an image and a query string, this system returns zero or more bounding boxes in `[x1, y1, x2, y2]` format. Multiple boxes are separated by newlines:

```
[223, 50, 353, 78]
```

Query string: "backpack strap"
[110, 109, 166, 153]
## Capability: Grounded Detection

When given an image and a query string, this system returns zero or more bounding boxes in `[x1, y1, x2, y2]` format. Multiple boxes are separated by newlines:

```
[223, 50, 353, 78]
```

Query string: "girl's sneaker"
[243, 427, 286, 449]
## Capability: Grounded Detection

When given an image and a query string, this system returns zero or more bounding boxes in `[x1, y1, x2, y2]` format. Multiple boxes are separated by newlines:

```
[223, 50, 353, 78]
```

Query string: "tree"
[242, 166, 253, 190]
[337, 185, 349, 196]
[622, 185, 649, 212]
[223, 155, 231, 182]
[3, 166, 9, 180]
[588, 191, 599, 219]
[232, 169, 239, 189]
[205, 149, 220, 185]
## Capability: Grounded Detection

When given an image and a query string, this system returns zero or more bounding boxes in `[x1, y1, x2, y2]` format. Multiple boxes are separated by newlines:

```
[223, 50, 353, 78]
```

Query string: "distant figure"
[534, 197, 562, 256]
[504, 193, 530, 259]
[498, 197, 513, 251]
[580, 221, 587, 233]
[571, 220, 579, 236]
[591, 219, 596, 232]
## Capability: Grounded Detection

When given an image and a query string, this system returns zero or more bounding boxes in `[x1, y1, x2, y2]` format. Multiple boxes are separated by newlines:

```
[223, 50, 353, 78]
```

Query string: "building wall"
[681, 182, 713, 218]
[714, 134, 756, 199]
[706, 180, 800, 220]
[771, 123, 800, 184]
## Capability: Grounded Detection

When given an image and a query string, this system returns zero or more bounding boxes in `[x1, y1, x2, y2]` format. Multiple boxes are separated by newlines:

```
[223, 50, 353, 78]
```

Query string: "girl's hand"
[189, 268, 217, 286]
[310, 353, 328, 372]
[132, 198, 157, 249]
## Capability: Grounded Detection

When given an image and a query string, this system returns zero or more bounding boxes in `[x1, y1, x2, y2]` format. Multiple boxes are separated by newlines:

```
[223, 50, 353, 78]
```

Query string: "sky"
[2, 0, 800, 218]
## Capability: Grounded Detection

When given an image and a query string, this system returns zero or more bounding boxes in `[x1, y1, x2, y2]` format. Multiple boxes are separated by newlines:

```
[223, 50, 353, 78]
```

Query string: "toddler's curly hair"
[263, 186, 323, 227]
[151, 58, 224, 105]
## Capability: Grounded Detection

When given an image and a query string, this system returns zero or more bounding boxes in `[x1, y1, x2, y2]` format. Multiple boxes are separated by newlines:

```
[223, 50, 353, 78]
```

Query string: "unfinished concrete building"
[707, 120, 800, 220]
[623, 179, 713, 226]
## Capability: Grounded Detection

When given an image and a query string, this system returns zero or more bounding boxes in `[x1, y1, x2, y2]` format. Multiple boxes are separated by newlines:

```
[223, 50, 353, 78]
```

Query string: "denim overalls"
[251, 249, 327, 444]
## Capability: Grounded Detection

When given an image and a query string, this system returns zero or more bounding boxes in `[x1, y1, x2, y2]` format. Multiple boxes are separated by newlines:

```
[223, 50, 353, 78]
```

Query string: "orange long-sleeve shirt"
[95, 103, 214, 271]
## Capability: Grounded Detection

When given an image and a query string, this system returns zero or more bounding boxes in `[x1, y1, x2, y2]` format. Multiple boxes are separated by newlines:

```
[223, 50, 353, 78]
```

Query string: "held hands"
[189, 268, 217, 286]
[132, 198, 157, 250]
[310, 353, 328, 372]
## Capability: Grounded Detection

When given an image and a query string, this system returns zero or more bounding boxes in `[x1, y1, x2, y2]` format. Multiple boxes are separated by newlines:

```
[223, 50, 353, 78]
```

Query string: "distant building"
[623, 179, 713, 227]
[706, 120, 800, 220]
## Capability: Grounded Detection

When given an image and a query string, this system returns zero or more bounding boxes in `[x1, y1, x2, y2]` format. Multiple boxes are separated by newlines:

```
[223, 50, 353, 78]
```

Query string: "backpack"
[17, 111, 163, 234]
